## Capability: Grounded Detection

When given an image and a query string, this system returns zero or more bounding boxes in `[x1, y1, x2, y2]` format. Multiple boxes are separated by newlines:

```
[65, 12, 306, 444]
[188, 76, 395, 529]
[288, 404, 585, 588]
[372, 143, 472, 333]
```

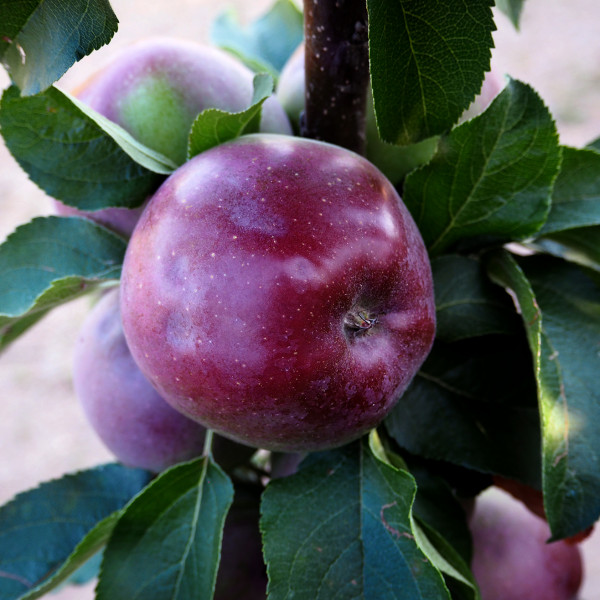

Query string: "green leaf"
[96, 456, 234, 600]
[0, 464, 151, 600]
[0, 0, 118, 95]
[261, 440, 452, 600]
[187, 73, 274, 159]
[406, 461, 473, 566]
[210, 0, 303, 77]
[367, 0, 495, 145]
[534, 227, 600, 272]
[487, 252, 600, 539]
[538, 146, 600, 235]
[18, 518, 114, 600]
[587, 136, 600, 152]
[432, 254, 520, 342]
[386, 334, 542, 488]
[0, 216, 126, 350]
[495, 0, 525, 29]
[404, 79, 560, 256]
[0, 85, 174, 211]
[415, 521, 479, 600]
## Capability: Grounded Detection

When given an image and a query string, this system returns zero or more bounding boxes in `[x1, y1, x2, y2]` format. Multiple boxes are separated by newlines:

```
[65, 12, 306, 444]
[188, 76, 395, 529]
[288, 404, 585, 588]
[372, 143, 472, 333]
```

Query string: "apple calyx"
[344, 306, 379, 339]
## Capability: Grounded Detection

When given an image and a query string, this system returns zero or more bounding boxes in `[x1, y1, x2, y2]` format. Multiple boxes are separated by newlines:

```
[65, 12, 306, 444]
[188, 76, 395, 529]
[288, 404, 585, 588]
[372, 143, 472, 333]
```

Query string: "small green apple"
[76, 37, 292, 165]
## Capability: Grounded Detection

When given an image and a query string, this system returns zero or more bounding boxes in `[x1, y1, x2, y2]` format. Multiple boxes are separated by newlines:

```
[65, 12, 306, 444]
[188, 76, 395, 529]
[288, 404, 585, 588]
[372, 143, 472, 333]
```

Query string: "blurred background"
[1, 0, 600, 598]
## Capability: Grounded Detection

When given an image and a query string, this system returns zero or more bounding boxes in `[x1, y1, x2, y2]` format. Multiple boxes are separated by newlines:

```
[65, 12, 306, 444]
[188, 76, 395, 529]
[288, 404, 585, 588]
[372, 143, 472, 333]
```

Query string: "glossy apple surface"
[73, 288, 254, 471]
[120, 133, 435, 451]
[76, 37, 292, 165]
[470, 487, 583, 600]
[277, 43, 502, 184]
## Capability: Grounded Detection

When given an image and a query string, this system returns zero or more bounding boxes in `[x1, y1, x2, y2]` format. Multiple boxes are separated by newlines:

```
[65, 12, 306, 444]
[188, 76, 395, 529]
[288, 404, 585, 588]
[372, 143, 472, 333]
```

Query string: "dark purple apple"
[470, 487, 583, 600]
[73, 288, 254, 472]
[120, 133, 435, 452]
[75, 37, 292, 165]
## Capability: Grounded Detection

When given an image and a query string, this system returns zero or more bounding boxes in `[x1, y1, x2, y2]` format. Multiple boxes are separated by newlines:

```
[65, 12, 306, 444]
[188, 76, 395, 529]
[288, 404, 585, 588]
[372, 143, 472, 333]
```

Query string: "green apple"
[76, 37, 292, 165]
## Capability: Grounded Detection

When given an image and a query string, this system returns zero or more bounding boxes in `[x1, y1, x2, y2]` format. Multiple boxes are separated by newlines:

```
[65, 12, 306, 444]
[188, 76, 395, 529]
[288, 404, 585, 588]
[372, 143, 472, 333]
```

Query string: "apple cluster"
[67, 36, 436, 459]
[57, 35, 583, 600]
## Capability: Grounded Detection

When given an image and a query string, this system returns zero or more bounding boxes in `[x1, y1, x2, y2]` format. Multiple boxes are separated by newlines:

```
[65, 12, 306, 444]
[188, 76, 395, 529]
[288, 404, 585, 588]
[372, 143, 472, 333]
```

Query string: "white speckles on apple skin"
[121, 134, 435, 452]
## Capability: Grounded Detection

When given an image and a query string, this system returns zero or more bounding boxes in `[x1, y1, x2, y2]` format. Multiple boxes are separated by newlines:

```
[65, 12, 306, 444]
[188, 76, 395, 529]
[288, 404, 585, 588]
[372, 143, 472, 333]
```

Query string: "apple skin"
[76, 37, 292, 165]
[493, 475, 595, 544]
[73, 288, 255, 472]
[470, 487, 583, 600]
[120, 133, 436, 452]
[53, 39, 292, 237]
[52, 200, 146, 238]
[277, 43, 502, 185]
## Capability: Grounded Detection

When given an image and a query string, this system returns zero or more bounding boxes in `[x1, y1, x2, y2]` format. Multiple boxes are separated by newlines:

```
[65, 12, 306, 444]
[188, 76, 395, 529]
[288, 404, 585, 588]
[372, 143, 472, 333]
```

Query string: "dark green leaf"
[488, 252, 600, 540]
[63, 551, 103, 586]
[386, 334, 541, 488]
[261, 440, 455, 600]
[187, 73, 274, 159]
[0, 464, 151, 600]
[18, 518, 114, 600]
[0, 0, 118, 95]
[534, 227, 600, 272]
[0, 85, 173, 211]
[416, 521, 479, 600]
[406, 461, 473, 566]
[210, 0, 303, 77]
[367, 0, 495, 144]
[495, 0, 525, 29]
[432, 254, 520, 342]
[539, 146, 600, 234]
[404, 79, 560, 256]
[0, 216, 126, 350]
[96, 457, 233, 600]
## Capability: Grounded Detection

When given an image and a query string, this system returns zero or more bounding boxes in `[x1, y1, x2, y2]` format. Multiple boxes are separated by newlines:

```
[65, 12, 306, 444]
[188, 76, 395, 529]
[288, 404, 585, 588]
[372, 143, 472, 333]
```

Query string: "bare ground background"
[1, 1, 600, 598]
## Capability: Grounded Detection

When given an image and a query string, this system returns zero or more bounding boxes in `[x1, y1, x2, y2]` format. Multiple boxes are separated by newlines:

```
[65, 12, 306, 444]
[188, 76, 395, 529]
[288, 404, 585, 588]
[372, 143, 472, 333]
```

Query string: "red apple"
[75, 37, 292, 165]
[53, 37, 293, 236]
[120, 133, 435, 452]
[73, 288, 254, 472]
[493, 475, 595, 544]
[470, 487, 583, 600]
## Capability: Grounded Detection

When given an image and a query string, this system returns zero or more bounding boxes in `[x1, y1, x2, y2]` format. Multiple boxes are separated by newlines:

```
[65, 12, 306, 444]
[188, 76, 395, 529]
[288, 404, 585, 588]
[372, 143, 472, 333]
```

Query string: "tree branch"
[301, 0, 369, 155]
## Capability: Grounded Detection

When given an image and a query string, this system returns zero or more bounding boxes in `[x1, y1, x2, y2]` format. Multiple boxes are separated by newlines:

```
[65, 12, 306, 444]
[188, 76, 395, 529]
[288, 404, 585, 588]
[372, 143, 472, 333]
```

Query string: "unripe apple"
[470, 487, 583, 600]
[277, 43, 502, 184]
[76, 37, 292, 165]
[120, 133, 436, 452]
[73, 288, 254, 472]
[53, 38, 292, 236]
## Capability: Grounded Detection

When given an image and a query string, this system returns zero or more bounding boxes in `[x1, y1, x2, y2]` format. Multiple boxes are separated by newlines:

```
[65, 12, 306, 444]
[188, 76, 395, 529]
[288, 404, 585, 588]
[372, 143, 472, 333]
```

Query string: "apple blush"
[120, 134, 435, 451]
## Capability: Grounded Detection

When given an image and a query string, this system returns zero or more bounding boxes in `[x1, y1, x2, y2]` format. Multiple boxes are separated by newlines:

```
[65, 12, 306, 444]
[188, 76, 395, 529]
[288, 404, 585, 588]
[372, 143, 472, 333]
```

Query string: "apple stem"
[301, 0, 370, 155]
[203, 429, 214, 457]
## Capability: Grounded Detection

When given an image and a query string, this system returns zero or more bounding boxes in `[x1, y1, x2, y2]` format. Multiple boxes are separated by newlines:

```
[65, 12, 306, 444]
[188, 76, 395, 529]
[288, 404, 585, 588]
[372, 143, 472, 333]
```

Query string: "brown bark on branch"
[302, 0, 369, 155]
